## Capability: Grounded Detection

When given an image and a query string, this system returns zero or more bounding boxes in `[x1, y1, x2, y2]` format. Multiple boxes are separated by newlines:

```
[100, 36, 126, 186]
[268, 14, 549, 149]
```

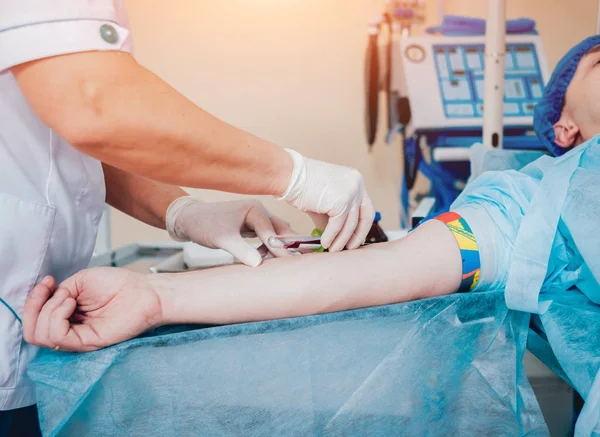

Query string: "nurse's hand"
[279, 150, 375, 253]
[166, 198, 294, 267]
[23, 270, 160, 352]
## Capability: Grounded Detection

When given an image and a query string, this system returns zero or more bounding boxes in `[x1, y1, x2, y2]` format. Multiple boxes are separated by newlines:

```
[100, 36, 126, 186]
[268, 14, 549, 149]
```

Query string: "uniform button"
[100, 24, 119, 44]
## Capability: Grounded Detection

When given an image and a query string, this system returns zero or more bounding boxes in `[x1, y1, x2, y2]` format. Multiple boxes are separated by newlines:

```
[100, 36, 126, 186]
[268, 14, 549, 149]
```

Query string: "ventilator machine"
[364, 1, 550, 225]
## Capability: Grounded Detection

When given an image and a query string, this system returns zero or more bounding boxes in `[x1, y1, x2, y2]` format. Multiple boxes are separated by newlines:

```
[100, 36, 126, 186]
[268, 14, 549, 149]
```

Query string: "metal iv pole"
[482, 0, 506, 149]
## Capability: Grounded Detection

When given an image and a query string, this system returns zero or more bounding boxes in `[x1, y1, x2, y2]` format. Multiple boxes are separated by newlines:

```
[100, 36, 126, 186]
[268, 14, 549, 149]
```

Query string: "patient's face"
[554, 45, 600, 148]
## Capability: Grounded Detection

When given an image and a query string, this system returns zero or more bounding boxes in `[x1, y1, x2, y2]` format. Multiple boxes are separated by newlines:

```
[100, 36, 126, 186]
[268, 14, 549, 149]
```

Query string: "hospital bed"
[29, 233, 585, 437]
[34, 144, 597, 436]
[49, 214, 579, 436]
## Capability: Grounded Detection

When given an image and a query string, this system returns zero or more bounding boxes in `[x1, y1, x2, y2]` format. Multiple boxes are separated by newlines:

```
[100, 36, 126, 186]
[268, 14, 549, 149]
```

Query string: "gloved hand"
[166, 197, 293, 267]
[279, 149, 375, 252]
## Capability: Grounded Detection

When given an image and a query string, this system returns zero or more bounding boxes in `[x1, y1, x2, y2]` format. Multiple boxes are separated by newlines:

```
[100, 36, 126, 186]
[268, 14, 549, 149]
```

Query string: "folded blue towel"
[426, 15, 537, 36]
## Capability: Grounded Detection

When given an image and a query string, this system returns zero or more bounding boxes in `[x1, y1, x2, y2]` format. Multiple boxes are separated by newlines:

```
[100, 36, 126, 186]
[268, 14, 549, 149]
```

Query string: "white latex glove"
[279, 149, 375, 252]
[166, 197, 293, 267]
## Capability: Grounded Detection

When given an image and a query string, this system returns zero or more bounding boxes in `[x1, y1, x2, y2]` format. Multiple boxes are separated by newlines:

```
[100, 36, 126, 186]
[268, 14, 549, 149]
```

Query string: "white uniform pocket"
[0, 194, 54, 390]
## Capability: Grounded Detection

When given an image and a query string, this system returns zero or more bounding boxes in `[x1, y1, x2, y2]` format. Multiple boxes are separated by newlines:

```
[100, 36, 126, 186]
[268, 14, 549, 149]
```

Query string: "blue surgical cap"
[534, 35, 600, 156]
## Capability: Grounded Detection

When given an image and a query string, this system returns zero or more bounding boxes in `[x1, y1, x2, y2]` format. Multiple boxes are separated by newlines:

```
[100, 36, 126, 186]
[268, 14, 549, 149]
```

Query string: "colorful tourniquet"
[435, 211, 481, 292]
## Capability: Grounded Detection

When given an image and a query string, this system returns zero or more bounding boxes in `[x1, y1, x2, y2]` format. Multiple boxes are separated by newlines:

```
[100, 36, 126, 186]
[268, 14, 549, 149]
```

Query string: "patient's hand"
[23, 268, 160, 352]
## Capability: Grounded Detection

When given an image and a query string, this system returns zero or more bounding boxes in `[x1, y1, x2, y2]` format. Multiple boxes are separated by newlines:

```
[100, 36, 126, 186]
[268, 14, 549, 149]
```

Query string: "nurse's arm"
[102, 163, 186, 229]
[152, 220, 462, 325]
[11, 52, 292, 196]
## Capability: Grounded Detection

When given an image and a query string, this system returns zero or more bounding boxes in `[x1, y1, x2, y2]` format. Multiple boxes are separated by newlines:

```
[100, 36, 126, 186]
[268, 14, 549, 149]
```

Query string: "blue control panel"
[433, 43, 544, 119]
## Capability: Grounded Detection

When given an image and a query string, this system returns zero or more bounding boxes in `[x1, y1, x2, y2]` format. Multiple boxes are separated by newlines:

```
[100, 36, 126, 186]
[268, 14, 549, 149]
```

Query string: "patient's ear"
[553, 114, 580, 149]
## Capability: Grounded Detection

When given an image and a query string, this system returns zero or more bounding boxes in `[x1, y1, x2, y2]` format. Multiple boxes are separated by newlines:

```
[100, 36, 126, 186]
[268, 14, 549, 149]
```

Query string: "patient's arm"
[154, 220, 462, 325]
[23, 220, 463, 351]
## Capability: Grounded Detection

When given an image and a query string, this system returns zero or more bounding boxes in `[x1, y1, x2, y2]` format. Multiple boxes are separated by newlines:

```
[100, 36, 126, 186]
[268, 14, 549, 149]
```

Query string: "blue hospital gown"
[451, 140, 600, 304]
[452, 138, 600, 435]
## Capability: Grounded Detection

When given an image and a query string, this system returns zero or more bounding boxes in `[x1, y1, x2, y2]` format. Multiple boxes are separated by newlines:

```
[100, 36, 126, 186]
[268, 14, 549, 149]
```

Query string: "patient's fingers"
[23, 276, 55, 345]
[36, 288, 71, 345]
[69, 311, 86, 324]
[48, 297, 77, 346]
[41, 276, 55, 289]
[50, 322, 99, 353]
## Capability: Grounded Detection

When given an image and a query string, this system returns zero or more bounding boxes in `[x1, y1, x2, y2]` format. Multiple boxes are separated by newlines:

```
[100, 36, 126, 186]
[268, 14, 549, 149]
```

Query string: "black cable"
[383, 13, 394, 132]
[403, 135, 422, 190]
[364, 24, 380, 147]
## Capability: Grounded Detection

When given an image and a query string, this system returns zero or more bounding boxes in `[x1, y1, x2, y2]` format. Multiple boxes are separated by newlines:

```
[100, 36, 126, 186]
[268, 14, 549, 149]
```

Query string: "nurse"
[0, 1, 374, 435]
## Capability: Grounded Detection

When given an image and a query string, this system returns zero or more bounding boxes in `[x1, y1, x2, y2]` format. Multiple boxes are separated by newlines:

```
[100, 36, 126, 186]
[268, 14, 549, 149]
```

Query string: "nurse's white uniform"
[0, 0, 132, 411]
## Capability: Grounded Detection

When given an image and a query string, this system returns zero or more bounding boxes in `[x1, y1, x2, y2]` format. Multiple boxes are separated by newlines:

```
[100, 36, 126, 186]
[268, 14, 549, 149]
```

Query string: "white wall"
[110, 0, 598, 247]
